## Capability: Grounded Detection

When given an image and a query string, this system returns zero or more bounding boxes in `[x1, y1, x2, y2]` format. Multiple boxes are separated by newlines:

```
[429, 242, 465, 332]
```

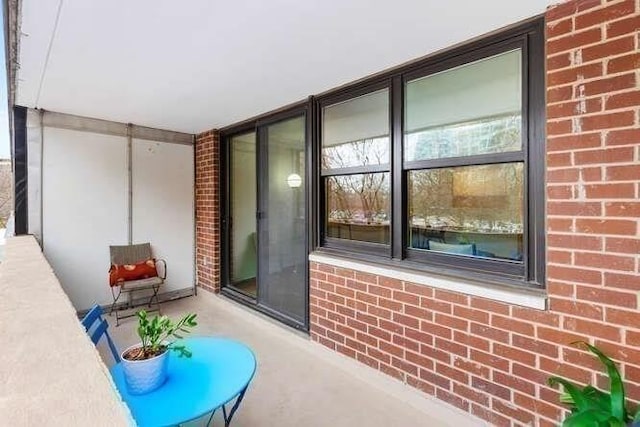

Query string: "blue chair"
[81, 305, 121, 363]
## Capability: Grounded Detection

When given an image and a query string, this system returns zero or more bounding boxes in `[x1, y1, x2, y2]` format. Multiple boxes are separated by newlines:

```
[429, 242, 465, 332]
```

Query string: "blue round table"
[111, 337, 256, 427]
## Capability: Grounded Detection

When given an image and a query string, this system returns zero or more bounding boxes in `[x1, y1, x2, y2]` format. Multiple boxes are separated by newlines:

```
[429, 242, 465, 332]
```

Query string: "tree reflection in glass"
[326, 172, 390, 244]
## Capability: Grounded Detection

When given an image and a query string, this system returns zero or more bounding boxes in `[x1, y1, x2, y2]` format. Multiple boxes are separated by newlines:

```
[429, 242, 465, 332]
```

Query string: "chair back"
[81, 305, 121, 363]
[110, 243, 152, 265]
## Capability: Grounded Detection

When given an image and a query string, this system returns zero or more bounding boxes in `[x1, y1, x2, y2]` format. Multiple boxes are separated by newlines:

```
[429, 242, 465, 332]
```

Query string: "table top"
[111, 337, 256, 427]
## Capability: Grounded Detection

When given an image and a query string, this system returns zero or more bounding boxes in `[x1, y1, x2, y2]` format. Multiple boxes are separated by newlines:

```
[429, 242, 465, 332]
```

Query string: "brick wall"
[195, 130, 220, 293]
[310, 1, 640, 425]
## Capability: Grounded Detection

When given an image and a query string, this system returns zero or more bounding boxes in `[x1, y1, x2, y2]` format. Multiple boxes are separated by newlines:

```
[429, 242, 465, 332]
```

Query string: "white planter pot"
[121, 344, 169, 395]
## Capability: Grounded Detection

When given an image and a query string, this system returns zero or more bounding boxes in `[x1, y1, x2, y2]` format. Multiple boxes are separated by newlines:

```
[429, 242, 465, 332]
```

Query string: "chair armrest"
[156, 258, 167, 280]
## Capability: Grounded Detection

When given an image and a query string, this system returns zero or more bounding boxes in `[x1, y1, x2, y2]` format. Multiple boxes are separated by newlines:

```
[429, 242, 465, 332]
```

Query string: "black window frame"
[313, 17, 545, 288]
[317, 79, 393, 257]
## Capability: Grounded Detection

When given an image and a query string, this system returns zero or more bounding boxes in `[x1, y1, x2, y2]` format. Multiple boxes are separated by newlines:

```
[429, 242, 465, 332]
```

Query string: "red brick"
[581, 73, 636, 96]
[470, 349, 510, 373]
[548, 85, 573, 103]
[575, 0, 636, 30]
[513, 335, 559, 358]
[606, 237, 640, 254]
[605, 91, 640, 110]
[493, 399, 536, 425]
[537, 325, 588, 347]
[547, 119, 573, 136]
[547, 0, 601, 22]
[512, 306, 561, 327]
[453, 331, 490, 352]
[392, 290, 419, 306]
[548, 201, 602, 216]
[563, 316, 623, 341]
[436, 388, 469, 412]
[547, 52, 572, 71]
[580, 111, 635, 131]
[403, 282, 433, 298]
[493, 371, 536, 396]
[404, 327, 433, 347]
[575, 218, 637, 235]
[515, 392, 563, 422]
[494, 343, 536, 365]
[469, 297, 510, 315]
[435, 313, 468, 332]
[607, 14, 640, 38]
[605, 129, 640, 146]
[434, 289, 468, 305]
[379, 276, 402, 290]
[419, 368, 451, 389]
[548, 234, 602, 251]
[607, 165, 640, 181]
[453, 306, 490, 323]
[547, 27, 602, 55]
[470, 323, 510, 344]
[547, 153, 572, 169]
[453, 357, 491, 379]
[549, 297, 604, 320]
[548, 97, 602, 119]
[582, 36, 636, 62]
[547, 18, 573, 39]
[575, 147, 635, 165]
[406, 375, 435, 395]
[405, 350, 435, 371]
[605, 272, 640, 291]
[606, 308, 640, 329]
[472, 376, 511, 400]
[435, 362, 469, 384]
[452, 383, 489, 406]
[548, 63, 603, 87]
[575, 252, 636, 272]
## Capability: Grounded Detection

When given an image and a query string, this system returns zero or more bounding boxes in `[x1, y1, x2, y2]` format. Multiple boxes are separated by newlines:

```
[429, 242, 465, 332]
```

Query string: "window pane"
[405, 50, 522, 161]
[326, 173, 390, 244]
[408, 163, 524, 261]
[230, 132, 257, 294]
[322, 89, 389, 169]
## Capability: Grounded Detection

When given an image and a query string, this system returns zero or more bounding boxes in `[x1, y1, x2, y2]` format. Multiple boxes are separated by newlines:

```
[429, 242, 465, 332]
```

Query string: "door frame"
[220, 100, 312, 332]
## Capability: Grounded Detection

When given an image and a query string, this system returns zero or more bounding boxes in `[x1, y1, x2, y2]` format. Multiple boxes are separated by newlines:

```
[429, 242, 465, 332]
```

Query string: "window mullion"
[391, 76, 404, 260]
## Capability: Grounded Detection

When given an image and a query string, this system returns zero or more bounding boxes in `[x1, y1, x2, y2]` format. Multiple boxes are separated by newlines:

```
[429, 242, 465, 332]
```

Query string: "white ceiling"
[15, 0, 554, 134]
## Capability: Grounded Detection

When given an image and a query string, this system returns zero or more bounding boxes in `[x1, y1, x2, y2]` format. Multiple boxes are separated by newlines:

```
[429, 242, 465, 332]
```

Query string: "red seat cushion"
[109, 259, 158, 287]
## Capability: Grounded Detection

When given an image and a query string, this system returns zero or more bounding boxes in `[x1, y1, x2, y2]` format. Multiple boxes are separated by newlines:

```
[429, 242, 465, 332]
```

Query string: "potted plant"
[548, 341, 640, 427]
[121, 310, 197, 395]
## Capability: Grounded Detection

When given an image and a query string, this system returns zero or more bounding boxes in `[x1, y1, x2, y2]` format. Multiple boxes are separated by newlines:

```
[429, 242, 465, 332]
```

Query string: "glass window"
[408, 163, 524, 261]
[326, 173, 390, 244]
[321, 88, 391, 247]
[405, 50, 522, 162]
[315, 23, 545, 286]
[322, 89, 390, 169]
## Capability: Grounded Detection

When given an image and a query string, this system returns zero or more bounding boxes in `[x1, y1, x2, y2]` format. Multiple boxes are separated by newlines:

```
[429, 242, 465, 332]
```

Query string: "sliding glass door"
[258, 116, 307, 324]
[223, 112, 308, 329]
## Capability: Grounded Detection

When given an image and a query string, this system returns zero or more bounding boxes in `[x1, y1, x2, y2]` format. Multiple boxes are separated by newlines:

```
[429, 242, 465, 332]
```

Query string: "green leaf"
[562, 409, 612, 427]
[548, 377, 594, 412]
[573, 342, 626, 422]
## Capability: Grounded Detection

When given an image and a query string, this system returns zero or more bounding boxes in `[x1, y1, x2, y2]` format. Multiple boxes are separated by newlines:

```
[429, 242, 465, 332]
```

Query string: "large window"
[321, 88, 391, 250]
[316, 21, 545, 287]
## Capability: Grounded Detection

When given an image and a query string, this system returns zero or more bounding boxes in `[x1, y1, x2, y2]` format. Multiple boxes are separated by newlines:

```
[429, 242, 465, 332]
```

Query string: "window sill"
[309, 251, 547, 310]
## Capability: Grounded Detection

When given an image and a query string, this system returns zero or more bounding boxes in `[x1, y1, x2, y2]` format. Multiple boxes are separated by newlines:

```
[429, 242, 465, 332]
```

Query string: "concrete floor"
[105, 291, 485, 427]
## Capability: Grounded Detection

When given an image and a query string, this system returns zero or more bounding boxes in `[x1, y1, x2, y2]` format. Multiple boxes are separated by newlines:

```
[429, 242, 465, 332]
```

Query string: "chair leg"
[148, 284, 161, 315]
[110, 287, 122, 327]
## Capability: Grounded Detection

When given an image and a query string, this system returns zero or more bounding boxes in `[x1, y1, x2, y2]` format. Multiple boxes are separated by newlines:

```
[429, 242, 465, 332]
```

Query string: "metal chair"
[108, 243, 166, 326]
[81, 305, 121, 363]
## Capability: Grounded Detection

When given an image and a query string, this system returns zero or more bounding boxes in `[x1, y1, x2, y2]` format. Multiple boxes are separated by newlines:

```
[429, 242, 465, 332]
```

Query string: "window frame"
[317, 79, 393, 256]
[313, 17, 545, 288]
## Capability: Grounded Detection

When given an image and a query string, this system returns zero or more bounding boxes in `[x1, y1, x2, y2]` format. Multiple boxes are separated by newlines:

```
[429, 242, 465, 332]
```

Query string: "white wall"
[42, 127, 128, 310]
[40, 124, 195, 311]
[132, 140, 194, 293]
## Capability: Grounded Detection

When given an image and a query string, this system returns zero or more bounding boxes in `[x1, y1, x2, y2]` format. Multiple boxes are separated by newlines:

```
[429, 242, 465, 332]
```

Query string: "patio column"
[195, 129, 221, 293]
